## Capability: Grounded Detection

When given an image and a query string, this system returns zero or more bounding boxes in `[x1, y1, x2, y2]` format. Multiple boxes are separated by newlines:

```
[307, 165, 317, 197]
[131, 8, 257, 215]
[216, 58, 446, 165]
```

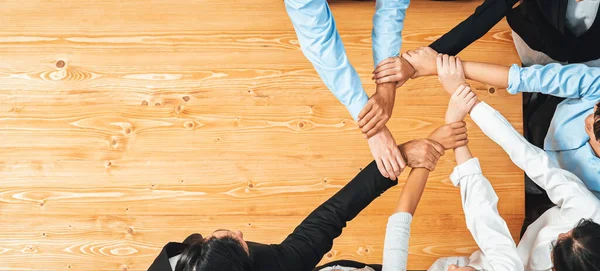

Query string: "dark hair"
[552, 219, 600, 271]
[175, 236, 254, 271]
[594, 102, 600, 141]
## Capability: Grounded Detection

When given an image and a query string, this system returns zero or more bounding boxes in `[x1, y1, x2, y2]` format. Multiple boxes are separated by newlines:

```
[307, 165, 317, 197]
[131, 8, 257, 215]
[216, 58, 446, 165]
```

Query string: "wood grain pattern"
[0, 0, 524, 270]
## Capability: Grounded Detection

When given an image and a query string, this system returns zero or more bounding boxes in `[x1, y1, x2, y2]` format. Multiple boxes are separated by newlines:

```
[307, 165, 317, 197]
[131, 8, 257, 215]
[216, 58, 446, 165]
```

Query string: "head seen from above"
[175, 230, 253, 271]
[551, 219, 600, 271]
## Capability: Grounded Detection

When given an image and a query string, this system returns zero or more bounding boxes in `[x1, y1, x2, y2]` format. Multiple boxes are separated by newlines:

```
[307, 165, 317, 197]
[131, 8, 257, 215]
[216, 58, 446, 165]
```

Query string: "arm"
[284, 0, 369, 120]
[470, 101, 600, 220]
[285, 0, 405, 181]
[276, 139, 445, 270]
[450, 157, 524, 271]
[444, 83, 523, 271]
[502, 63, 600, 100]
[358, 0, 410, 137]
[381, 168, 429, 271]
[454, 62, 600, 101]
[277, 160, 396, 270]
[428, 0, 517, 56]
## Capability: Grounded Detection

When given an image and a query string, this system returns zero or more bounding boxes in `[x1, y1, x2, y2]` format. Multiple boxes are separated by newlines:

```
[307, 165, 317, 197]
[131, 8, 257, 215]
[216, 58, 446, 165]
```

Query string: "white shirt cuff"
[450, 158, 482, 187]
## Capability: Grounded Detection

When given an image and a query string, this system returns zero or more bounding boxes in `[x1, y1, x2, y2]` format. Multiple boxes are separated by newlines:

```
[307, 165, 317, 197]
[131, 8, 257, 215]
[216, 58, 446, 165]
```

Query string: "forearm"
[394, 168, 429, 214]
[462, 61, 510, 88]
[280, 160, 396, 269]
[429, 0, 514, 55]
[450, 158, 524, 271]
[453, 146, 473, 165]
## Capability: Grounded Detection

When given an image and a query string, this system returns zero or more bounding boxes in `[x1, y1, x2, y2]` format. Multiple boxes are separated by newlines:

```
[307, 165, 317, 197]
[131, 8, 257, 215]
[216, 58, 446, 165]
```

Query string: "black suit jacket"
[429, 0, 600, 63]
[147, 160, 395, 271]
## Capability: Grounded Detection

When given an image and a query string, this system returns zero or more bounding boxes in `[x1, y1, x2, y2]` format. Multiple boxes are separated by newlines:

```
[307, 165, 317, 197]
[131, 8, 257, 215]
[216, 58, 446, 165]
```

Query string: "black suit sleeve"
[274, 160, 396, 271]
[429, 0, 518, 55]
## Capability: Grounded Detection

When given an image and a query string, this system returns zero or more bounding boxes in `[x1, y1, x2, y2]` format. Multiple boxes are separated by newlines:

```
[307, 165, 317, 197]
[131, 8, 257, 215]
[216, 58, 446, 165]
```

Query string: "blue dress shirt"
[507, 63, 600, 195]
[284, 0, 409, 120]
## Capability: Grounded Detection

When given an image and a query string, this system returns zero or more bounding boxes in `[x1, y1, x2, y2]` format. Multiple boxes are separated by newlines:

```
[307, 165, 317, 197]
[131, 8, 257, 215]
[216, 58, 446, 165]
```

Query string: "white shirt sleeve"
[450, 158, 524, 271]
[470, 102, 600, 222]
[382, 212, 413, 271]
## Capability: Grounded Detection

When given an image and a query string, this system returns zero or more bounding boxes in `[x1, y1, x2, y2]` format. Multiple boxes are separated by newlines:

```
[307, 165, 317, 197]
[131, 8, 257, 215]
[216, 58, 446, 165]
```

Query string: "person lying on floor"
[147, 127, 468, 271]
[374, 46, 600, 198]
[404, 53, 600, 271]
[376, 76, 524, 271]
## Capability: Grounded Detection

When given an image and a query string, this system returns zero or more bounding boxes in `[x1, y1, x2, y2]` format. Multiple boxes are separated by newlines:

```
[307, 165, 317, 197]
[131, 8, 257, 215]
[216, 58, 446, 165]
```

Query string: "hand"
[437, 54, 466, 95]
[445, 84, 479, 123]
[368, 126, 406, 180]
[372, 56, 416, 87]
[428, 121, 469, 150]
[401, 46, 439, 78]
[358, 88, 396, 138]
[398, 139, 445, 171]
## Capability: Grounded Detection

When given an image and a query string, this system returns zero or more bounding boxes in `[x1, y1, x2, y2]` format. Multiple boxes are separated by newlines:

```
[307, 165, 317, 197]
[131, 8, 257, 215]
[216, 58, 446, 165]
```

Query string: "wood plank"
[0, 0, 524, 270]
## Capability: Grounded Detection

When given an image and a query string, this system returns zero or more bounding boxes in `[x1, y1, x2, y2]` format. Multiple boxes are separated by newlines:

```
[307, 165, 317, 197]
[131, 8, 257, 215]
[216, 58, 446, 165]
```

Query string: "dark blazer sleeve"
[429, 0, 518, 55]
[273, 160, 396, 271]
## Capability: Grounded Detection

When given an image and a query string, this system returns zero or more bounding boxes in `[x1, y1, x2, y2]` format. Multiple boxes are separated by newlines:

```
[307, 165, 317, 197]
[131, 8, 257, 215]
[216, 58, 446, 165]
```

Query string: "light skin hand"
[437, 54, 466, 95]
[401, 46, 439, 78]
[368, 126, 406, 180]
[371, 56, 416, 87]
[398, 139, 445, 171]
[445, 84, 478, 124]
[428, 121, 469, 150]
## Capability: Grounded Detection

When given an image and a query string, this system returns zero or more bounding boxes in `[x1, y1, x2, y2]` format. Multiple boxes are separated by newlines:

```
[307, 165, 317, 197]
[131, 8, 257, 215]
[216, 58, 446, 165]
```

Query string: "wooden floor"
[0, 0, 524, 270]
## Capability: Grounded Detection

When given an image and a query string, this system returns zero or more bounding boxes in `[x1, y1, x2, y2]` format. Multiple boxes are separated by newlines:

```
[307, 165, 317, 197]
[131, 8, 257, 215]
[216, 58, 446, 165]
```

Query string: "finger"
[459, 85, 471, 98]
[452, 126, 468, 135]
[455, 139, 469, 148]
[365, 120, 386, 138]
[382, 159, 396, 181]
[453, 84, 467, 98]
[374, 57, 395, 71]
[449, 56, 456, 73]
[456, 57, 463, 72]
[374, 69, 400, 80]
[465, 91, 476, 101]
[395, 152, 406, 170]
[373, 62, 399, 77]
[357, 102, 373, 121]
[429, 140, 445, 157]
[401, 52, 411, 61]
[466, 96, 478, 110]
[389, 156, 401, 178]
[442, 54, 449, 69]
[450, 120, 467, 129]
[375, 158, 388, 178]
[436, 54, 443, 70]
[455, 132, 468, 141]
[362, 118, 385, 136]
[376, 75, 402, 85]
[358, 109, 376, 128]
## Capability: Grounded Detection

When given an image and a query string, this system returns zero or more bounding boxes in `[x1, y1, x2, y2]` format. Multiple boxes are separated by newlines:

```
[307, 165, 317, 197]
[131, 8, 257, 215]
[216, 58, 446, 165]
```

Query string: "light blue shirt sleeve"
[507, 63, 600, 101]
[284, 0, 408, 120]
[372, 0, 409, 68]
